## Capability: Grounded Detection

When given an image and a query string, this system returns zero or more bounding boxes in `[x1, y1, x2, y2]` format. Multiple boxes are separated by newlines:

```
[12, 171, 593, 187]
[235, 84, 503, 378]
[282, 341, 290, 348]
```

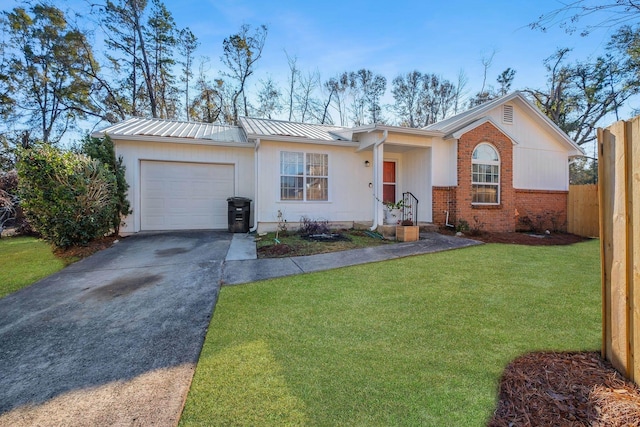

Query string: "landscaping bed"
[489, 351, 640, 426]
[441, 229, 590, 246]
[256, 229, 392, 258]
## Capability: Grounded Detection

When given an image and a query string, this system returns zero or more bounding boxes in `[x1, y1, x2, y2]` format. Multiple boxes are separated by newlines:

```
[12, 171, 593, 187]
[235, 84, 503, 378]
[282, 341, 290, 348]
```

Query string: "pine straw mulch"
[53, 235, 120, 263]
[488, 351, 640, 426]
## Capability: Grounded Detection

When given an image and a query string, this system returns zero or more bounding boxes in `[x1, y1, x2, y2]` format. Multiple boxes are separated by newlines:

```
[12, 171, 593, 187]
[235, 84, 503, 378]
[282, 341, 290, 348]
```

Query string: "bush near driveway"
[181, 240, 601, 426]
[17, 145, 117, 248]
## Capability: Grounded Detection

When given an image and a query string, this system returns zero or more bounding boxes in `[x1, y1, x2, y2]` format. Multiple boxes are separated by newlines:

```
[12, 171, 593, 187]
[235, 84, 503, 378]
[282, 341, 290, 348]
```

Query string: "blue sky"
[162, 0, 615, 104]
[0, 0, 627, 124]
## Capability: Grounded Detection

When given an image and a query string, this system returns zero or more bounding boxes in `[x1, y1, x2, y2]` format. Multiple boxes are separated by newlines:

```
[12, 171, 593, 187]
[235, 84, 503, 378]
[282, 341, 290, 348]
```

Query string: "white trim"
[471, 143, 501, 205]
[449, 117, 519, 144]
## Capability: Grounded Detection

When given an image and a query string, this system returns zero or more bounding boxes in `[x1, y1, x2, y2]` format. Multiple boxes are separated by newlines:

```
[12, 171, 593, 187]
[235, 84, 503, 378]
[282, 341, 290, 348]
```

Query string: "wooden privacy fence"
[598, 119, 640, 384]
[567, 184, 599, 237]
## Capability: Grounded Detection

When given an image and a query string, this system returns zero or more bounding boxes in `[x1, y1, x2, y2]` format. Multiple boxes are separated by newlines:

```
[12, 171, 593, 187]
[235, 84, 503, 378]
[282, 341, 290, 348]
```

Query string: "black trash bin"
[227, 197, 252, 233]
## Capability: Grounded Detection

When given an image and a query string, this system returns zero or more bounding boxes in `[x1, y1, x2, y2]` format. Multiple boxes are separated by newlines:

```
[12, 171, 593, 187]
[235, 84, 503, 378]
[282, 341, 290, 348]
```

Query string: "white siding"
[256, 140, 373, 230]
[485, 103, 571, 190]
[513, 147, 569, 190]
[399, 148, 432, 222]
[431, 139, 457, 186]
[115, 140, 254, 234]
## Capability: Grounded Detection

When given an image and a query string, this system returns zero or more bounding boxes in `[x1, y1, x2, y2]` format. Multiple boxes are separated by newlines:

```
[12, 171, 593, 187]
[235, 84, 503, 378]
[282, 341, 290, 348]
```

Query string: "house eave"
[244, 133, 360, 147]
[91, 132, 256, 148]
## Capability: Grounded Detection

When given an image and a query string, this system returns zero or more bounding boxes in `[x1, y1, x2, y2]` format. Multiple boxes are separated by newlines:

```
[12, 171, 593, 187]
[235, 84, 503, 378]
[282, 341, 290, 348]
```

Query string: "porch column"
[374, 141, 385, 227]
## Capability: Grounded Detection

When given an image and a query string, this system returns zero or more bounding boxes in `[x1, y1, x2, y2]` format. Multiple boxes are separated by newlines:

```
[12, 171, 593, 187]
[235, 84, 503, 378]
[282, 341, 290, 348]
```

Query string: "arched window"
[472, 143, 500, 204]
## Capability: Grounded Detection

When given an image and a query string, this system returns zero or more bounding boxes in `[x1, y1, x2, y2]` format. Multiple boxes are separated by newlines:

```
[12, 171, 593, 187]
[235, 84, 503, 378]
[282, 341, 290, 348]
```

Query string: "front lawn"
[180, 240, 601, 426]
[0, 236, 65, 299]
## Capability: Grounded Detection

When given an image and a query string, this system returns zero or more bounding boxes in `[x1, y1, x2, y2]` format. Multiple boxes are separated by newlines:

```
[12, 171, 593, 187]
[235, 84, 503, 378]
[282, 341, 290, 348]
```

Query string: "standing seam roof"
[239, 117, 350, 141]
[95, 117, 247, 143]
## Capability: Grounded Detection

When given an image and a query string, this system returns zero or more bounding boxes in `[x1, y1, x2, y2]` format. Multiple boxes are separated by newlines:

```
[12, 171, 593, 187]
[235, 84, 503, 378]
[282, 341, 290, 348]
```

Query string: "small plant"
[275, 210, 288, 241]
[469, 216, 485, 236]
[401, 219, 414, 226]
[384, 199, 404, 210]
[456, 219, 470, 233]
[299, 216, 330, 235]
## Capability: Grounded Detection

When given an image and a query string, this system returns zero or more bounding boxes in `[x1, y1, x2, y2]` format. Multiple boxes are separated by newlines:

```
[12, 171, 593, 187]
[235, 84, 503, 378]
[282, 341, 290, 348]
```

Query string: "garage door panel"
[141, 161, 235, 231]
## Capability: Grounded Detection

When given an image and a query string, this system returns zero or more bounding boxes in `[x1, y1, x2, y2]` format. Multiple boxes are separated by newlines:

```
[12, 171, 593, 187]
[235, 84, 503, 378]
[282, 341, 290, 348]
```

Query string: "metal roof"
[94, 117, 247, 143]
[239, 117, 351, 141]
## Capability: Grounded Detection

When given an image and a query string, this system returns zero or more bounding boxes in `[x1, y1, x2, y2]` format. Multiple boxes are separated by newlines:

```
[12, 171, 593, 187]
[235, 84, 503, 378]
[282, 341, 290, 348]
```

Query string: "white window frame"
[471, 143, 500, 205]
[280, 151, 329, 202]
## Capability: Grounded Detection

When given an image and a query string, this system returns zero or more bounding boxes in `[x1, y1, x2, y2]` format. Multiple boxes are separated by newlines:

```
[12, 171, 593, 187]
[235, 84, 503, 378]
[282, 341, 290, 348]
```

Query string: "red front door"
[383, 161, 396, 203]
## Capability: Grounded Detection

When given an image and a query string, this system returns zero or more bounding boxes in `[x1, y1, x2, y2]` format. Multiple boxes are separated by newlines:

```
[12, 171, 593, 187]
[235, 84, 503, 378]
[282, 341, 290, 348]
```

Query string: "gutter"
[370, 130, 388, 231]
[249, 138, 260, 232]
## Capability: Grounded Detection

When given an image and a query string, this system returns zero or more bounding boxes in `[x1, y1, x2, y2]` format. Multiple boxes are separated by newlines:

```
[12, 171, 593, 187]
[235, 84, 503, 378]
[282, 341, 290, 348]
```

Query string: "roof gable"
[426, 91, 584, 156]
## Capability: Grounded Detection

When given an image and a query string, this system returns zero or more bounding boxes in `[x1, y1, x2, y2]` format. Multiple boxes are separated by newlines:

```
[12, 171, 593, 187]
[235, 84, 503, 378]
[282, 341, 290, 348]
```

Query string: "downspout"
[370, 130, 388, 231]
[249, 138, 260, 232]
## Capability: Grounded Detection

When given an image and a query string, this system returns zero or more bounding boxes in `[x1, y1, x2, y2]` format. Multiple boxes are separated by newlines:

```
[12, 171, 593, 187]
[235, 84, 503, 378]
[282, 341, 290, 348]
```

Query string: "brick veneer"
[430, 121, 570, 232]
[432, 186, 457, 226]
[515, 189, 568, 232]
[457, 121, 515, 232]
[430, 121, 516, 232]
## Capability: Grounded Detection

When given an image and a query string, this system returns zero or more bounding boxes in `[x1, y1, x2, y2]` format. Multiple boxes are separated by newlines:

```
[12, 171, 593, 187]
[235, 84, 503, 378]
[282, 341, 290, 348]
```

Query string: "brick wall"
[432, 186, 457, 226]
[515, 189, 568, 232]
[456, 121, 516, 232]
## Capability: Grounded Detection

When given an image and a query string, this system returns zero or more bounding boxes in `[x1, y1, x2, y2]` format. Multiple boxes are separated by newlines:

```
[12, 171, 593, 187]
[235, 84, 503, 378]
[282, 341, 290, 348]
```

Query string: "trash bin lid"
[227, 196, 252, 207]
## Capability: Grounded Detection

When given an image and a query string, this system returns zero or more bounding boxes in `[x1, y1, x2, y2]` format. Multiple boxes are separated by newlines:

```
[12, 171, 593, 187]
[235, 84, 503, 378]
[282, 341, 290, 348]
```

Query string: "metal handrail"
[402, 192, 418, 224]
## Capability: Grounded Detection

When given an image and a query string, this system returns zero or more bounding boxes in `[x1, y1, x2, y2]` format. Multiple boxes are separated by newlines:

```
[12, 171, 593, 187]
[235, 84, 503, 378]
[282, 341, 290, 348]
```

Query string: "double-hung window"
[471, 143, 500, 204]
[280, 151, 328, 201]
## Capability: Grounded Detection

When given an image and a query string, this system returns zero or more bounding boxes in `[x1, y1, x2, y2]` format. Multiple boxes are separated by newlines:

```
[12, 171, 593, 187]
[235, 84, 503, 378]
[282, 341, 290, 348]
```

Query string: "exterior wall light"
[364, 160, 370, 167]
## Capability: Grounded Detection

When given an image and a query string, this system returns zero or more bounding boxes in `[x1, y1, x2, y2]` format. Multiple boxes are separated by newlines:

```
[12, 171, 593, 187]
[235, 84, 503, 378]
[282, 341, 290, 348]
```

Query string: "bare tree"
[322, 73, 350, 125]
[392, 71, 457, 127]
[452, 69, 469, 114]
[296, 70, 323, 123]
[526, 48, 638, 146]
[220, 24, 267, 124]
[284, 51, 299, 121]
[531, 1, 640, 35]
[255, 76, 282, 119]
[178, 27, 199, 120]
[349, 69, 386, 125]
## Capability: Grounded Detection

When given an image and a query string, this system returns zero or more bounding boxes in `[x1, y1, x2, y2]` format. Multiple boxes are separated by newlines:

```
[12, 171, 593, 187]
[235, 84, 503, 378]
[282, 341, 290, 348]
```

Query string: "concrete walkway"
[222, 231, 481, 285]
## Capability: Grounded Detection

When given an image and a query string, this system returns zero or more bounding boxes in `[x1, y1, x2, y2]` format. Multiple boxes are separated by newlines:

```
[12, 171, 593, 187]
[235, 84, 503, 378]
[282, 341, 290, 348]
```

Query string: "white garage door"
[140, 161, 234, 231]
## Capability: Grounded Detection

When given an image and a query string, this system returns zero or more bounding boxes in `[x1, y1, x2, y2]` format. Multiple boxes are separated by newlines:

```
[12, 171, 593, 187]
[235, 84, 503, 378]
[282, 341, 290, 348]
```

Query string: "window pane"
[306, 177, 328, 201]
[306, 153, 328, 177]
[472, 184, 498, 204]
[281, 176, 303, 200]
[472, 144, 498, 161]
[281, 152, 304, 175]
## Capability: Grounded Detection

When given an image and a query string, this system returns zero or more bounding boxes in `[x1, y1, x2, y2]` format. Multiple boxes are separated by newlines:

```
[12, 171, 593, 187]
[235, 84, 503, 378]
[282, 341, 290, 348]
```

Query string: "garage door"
[140, 161, 234, 231]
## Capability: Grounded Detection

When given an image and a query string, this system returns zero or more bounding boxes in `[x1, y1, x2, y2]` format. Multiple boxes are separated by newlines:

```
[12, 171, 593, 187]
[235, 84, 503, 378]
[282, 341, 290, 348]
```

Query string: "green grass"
[180, 240, 601, 426]
[0, 236, 65, 299]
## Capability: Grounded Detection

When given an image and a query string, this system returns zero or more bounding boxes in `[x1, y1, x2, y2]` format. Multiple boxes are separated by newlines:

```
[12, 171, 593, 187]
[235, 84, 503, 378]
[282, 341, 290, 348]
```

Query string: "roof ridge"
[240, 116, 349, 130]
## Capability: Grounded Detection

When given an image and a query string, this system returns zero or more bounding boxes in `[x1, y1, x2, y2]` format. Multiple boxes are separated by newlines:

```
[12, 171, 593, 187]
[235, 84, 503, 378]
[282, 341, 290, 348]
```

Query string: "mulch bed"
[53, 235, 120, 262]
[469, 231, 589, 246]
[488, 352, 640, 426]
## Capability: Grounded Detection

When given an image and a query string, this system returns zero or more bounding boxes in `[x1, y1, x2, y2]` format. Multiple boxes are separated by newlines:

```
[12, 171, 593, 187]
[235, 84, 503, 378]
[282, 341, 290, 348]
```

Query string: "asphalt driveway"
[0, 231, 230, 426]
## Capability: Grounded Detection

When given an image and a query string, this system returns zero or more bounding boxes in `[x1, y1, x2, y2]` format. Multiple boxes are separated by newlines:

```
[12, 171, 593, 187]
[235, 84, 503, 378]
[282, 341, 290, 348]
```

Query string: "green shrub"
[80, 134, 130, 234]
[17, 145, 117, 247]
